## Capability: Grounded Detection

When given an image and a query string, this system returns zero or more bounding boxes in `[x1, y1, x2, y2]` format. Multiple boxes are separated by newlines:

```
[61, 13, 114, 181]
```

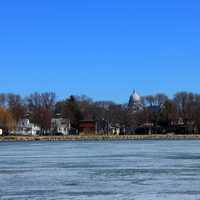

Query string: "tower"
[128, 90, 143, 112]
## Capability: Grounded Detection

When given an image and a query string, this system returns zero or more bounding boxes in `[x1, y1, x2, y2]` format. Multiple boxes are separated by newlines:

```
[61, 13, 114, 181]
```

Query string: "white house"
[14, 119, 40, 136]
[51, 118, 71, 135]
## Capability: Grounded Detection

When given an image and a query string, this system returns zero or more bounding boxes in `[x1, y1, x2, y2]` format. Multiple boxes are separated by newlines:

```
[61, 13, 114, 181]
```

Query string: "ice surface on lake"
[0, 140, 200, 200]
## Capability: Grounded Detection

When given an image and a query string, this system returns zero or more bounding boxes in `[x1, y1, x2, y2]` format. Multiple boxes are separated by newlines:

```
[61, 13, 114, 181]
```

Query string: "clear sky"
[0, 0, 200, 102]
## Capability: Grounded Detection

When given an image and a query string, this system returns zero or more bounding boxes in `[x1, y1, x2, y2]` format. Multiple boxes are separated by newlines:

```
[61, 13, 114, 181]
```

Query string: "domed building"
[128, 90, 143, 112]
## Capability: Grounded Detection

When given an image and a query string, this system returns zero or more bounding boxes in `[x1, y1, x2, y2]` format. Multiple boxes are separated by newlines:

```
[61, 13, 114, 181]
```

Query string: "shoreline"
[1, 134, 200, 142]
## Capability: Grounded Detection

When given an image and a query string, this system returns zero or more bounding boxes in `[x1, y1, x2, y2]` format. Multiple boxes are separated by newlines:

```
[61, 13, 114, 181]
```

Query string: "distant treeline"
[0, 92, 200, 134]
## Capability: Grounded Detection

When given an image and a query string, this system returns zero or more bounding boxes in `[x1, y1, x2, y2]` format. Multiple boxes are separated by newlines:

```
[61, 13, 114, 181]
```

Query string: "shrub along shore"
[1, 134, 200, 142]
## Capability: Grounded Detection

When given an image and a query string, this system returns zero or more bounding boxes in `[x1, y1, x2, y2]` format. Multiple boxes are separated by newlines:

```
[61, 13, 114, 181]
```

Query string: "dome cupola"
[128, 90, 143, 112]
[132, 90, 141, 102]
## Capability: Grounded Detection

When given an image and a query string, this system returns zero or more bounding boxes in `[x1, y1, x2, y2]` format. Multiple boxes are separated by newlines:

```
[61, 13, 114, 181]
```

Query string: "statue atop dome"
[128, 90, 143, 112]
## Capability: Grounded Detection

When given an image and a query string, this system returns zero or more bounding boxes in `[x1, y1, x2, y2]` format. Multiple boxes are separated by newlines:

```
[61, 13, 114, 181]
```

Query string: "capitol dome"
[128, 90, 143, 112]
[131, 90, 141, 102]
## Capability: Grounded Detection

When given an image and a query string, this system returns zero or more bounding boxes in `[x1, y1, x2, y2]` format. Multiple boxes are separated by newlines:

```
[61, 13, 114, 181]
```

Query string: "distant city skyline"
[0, 1, 200, 102]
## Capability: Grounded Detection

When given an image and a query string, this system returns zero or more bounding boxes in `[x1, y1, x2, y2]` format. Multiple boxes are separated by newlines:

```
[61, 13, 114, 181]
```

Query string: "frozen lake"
[0, 140, 200, 200]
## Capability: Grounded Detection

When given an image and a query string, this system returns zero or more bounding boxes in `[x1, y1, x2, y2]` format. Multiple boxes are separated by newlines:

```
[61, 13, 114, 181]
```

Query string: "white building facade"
[14, 119, 40, 136]
[51, 118, 71, 135]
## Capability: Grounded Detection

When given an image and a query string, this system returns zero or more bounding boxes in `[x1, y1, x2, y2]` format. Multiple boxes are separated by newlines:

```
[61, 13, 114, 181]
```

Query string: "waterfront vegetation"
[1, 91, 200, 136]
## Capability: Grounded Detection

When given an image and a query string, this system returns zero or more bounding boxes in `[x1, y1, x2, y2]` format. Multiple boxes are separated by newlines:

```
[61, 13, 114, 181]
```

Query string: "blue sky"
[0, 0, 200, 102]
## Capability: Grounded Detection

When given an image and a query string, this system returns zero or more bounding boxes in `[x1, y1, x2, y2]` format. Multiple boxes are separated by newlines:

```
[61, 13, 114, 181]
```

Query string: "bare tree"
[159, 100, 178, 127]
[174, 92, 196, 123]
[144, 95, 156, 107]
[0, 107, 15, 134]
[28, 92, 56, 134]
[7, 94, 26, 123]
[154, 93, 168, 106]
